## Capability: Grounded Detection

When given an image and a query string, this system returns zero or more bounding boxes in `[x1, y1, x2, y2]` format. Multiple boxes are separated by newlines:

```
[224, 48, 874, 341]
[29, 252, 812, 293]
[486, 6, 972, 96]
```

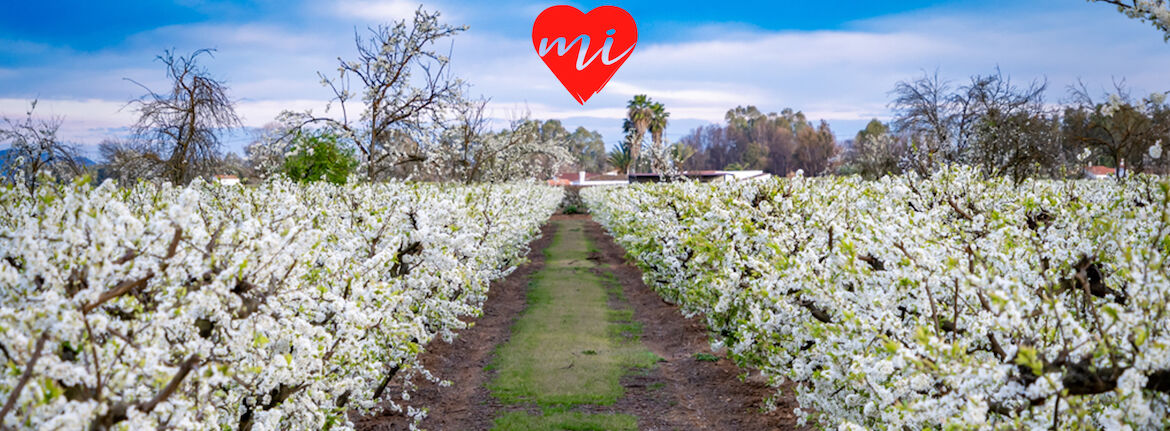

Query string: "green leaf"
[1015, 346, 1043, 377]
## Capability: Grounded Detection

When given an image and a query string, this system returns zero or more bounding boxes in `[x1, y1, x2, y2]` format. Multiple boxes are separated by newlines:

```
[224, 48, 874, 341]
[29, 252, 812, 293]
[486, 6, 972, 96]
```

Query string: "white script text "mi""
[537, 29, 635, 71]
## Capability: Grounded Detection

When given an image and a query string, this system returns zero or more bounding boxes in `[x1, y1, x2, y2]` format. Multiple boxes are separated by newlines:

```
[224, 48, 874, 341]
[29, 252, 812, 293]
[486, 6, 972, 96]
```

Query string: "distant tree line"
[625, 1, 1170, 180]
[676, 106, 838, 176]
[0, 101, 84, 190]
[838, 69, 1170, 181]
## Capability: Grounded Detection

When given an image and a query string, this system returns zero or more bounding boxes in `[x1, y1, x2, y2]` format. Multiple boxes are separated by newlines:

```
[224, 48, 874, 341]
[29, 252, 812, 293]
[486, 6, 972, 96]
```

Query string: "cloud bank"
[0, 1, 1166, 156]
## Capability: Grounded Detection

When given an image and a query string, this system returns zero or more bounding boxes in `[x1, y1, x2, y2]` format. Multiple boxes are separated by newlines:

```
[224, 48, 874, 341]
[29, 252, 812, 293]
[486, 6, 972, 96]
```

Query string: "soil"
[352, 214, 805, 430]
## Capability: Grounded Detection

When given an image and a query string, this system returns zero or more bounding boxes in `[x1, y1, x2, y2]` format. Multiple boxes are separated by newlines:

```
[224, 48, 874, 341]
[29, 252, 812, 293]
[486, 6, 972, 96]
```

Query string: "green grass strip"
[488, 219, 658, 410]
[492, 411, 638, 431]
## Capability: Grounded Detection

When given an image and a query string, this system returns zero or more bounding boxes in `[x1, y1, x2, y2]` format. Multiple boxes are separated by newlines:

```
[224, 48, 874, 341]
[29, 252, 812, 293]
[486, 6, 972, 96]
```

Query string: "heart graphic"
[532, 5, 637, 105]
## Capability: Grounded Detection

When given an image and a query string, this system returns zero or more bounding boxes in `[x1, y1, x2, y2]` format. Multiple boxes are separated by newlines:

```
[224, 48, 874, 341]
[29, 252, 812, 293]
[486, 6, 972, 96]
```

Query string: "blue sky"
[1, 0, 1168, 157]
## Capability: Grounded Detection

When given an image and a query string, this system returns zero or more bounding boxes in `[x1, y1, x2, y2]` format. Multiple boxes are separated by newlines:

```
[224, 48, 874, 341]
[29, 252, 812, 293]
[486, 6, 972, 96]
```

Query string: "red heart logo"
[532, 5, 637, 105]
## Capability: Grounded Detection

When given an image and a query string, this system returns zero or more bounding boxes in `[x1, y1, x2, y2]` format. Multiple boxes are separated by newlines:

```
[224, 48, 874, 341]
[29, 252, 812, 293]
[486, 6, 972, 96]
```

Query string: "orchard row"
[0, 179, 561, 430]
[584, 169, 1170, 429]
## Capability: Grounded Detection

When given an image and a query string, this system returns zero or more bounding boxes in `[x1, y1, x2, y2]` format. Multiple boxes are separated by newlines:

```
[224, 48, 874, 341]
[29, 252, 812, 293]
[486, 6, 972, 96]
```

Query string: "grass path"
[353, 215, 803, 430]
[487, 218, 658, 430]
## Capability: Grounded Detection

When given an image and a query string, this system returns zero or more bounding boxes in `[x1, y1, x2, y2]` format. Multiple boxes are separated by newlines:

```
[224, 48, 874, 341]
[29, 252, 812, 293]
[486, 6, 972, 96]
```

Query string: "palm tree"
[647, 102, 671, 172]
[607, 138, 633, 173]
[625, 94, 654, 174]
[648, 102, 669, 150]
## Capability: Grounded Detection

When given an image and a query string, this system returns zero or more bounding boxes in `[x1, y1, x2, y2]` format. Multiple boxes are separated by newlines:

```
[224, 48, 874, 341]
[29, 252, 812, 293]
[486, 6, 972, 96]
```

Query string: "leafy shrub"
[282, 130, 357, 184]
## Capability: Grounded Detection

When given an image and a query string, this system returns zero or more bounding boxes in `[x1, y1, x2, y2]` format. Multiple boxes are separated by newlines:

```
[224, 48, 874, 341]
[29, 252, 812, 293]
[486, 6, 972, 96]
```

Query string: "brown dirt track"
[353, 214, 804, 430]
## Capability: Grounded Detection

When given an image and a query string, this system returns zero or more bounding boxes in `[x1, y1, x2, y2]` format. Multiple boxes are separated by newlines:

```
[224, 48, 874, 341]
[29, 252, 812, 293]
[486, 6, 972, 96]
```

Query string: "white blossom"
[0, 178, 562, 430]
[584, 166, 1170, 429]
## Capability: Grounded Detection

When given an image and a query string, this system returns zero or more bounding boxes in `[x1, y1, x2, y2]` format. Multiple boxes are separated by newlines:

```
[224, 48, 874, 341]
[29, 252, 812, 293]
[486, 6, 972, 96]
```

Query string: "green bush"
[282, 130, 357, 184]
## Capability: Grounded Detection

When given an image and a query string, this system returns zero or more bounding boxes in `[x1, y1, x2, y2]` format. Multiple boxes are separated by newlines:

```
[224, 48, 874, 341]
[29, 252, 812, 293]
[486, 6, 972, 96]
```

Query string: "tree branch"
[0, 333, 49, 427]
[137, 355, 200, 414]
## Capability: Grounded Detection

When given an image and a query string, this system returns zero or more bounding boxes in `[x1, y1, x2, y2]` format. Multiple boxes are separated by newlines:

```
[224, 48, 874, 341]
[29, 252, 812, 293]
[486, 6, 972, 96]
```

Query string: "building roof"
[1085, 166, 1116, 176]
[587, 174, 627, 181]
[628, 171, 730, 178]
[551, 170, 770, 185]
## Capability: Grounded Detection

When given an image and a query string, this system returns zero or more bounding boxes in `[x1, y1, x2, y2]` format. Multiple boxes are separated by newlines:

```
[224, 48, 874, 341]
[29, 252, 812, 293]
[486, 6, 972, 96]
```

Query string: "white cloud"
[455, 2, 1169, 146]
[3, 0, 1168, 154]
[449, 28, 933, 131]
[0, 98, 135, 131]
[331, 0, 434, 22]
[0, 97, 338, 155]
[605, 81, 761, 107]
[487, 101, 625, 120]
[232, 99, 338, 125]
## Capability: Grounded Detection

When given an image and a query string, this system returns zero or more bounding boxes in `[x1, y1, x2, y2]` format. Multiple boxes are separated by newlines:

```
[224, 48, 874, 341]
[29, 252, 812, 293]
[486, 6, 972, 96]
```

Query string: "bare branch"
[0, 333, 50, 426]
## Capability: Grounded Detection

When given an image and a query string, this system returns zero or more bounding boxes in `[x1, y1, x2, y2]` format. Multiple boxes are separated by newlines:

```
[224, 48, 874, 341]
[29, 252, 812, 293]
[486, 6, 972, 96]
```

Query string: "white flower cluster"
[1128, 1, 1170, 38]
[0, 178, 562, 430]
[583, 167, 1170, 429]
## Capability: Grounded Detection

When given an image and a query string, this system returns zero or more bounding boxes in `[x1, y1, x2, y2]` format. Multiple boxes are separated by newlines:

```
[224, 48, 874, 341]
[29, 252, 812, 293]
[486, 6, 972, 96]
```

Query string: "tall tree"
[679, 105, 839, 176]
[527, 119, 606, 173]
[890, 68, 1060, 178]
[963, 71, 1051, 180]
[890, 70, 962, 174]
[607, 136, 634, 174]
[839, 119, 907, 179]
[793, 121, 838, 175]
[624, 94, 655, 174]
[1066, 84, 1170, 177]
[281, 7, 467, 181]
[647, 101, 671, 172]
[679, 125, 731, 171]
[0, 100, 82, 188]
[128, 49, 241, 184]
[566, 126, 607, 172]
[856, 118, 890, 143]
[648, 102, 669, 149]
[439, 99, 573, 183]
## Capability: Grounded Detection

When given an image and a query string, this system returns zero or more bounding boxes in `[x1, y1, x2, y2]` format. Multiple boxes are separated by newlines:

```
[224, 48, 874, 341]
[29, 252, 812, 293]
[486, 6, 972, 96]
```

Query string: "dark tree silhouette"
[127, 49, 241, 184]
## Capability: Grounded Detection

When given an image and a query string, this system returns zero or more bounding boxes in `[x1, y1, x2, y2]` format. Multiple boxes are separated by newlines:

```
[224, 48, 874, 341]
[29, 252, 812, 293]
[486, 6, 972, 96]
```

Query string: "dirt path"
[484, 217, 663, 430]
[351, 221, 557, 431]
[582, 218, 804, 430]
[354, 214, 804, 430]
